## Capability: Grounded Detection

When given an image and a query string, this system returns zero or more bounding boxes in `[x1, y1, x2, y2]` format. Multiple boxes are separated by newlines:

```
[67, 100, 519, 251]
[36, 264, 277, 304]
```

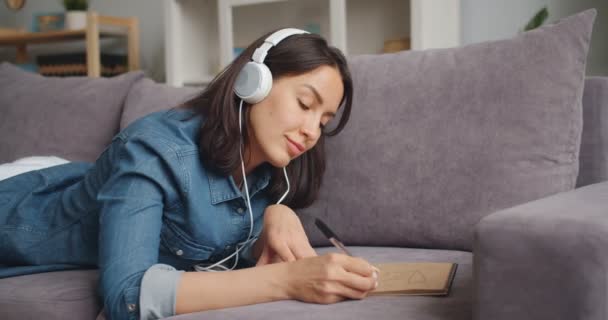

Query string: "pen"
[315, 217, 380, 281]
[314, 218, 353, 256]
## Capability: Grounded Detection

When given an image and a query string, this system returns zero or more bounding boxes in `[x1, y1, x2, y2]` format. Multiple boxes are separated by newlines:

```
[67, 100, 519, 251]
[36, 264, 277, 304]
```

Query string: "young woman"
[0, 28, 378, 320]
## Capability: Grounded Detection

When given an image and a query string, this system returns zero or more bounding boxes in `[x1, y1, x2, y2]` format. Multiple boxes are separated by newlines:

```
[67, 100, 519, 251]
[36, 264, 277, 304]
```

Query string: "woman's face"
[247, 65, 344, 169]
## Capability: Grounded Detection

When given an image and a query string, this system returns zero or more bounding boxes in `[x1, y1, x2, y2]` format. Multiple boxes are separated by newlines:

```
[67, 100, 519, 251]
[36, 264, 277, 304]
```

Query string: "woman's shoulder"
[122, 107, 198, 131]
[116, 108, 201, 152]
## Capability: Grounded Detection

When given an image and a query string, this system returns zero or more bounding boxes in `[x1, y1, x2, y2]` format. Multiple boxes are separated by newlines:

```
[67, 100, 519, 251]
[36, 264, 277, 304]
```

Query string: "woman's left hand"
[254, 204, 317, 266]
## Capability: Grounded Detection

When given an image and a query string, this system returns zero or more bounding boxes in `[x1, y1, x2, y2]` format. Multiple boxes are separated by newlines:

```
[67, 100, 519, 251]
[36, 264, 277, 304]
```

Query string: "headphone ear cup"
[234, 62, 273, 104]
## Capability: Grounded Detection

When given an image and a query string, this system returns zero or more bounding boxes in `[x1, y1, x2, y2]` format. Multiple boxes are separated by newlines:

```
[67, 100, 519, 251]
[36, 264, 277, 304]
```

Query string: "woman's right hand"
[282, 253, 379, 304]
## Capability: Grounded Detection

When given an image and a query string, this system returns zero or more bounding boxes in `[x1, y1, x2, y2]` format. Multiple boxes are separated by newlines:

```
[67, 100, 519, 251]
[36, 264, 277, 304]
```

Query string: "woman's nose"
[300, 118, 321, 141]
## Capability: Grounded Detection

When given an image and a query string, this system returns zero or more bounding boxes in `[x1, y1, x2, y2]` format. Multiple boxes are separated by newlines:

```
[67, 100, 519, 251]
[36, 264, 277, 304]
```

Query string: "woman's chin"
[268, 153, 292, 168]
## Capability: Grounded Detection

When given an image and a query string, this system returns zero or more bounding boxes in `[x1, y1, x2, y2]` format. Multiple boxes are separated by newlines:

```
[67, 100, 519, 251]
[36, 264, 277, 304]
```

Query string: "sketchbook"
[370, 262, 458, 296]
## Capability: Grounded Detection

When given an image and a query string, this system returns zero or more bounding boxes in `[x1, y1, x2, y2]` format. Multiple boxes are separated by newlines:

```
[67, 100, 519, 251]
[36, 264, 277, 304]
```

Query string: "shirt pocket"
[160, 220, 215, 262]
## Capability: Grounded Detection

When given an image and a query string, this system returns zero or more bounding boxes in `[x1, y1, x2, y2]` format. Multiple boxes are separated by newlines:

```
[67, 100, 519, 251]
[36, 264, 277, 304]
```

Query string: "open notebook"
[370, 262, 458, 296]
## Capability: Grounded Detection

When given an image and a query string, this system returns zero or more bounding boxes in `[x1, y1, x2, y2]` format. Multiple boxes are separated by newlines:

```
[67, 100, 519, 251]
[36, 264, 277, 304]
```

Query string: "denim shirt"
[0, 108, 273, 320]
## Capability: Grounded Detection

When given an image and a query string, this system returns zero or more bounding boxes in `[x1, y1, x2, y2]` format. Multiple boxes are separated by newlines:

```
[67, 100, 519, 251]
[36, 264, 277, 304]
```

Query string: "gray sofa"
[0, 9, 606, 320]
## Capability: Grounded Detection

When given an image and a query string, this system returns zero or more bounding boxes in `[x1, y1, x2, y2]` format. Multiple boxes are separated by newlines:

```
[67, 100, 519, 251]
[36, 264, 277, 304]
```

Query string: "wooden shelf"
[0, 12, 140, 77]
[0, 29, 125, 45]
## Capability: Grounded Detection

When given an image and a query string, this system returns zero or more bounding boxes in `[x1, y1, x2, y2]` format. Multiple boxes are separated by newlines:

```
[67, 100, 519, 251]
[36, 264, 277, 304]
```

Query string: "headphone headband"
[252, 28, 310, 64]
[234, 28, 310, 104]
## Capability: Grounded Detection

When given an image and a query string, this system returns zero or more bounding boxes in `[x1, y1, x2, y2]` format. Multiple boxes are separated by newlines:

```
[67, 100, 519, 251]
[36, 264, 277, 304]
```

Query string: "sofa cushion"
[120, 77, 199, 130]
[0, 270, 101, 320]
[1, 248, 472, 320]
[300, 9, 596, 251]
[164, 247, 472, 320]
[0, 63, 143, 163]
[577, 77, 608, 187]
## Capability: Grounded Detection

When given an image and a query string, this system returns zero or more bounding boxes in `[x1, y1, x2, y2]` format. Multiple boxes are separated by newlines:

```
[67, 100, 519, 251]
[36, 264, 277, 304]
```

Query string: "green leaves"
[524, 7, 549, 31]
[63, 0, 88, 11]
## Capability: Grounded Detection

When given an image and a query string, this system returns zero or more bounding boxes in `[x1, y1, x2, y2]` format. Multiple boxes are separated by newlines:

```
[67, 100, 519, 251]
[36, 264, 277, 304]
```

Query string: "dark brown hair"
[180, 29, 353, 209]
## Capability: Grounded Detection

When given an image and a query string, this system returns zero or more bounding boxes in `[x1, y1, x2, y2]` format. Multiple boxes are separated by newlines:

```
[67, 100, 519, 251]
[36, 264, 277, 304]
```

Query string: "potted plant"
[63, 0, 88, 30]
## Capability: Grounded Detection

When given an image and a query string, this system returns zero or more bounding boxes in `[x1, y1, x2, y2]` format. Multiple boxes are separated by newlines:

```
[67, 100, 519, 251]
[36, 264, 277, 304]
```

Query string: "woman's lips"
[286, 137, 304, 156]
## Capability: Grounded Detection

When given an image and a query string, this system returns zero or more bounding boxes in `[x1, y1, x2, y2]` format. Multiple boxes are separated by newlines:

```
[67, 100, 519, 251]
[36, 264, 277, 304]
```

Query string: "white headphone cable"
[194, 99, 290, 271]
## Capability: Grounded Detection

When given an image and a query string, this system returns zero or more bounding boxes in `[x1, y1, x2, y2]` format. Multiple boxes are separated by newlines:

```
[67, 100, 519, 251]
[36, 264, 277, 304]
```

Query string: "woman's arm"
[175, 253, 379, 315]
[96, 136, 187, 320]
[175, 262, 288, 314]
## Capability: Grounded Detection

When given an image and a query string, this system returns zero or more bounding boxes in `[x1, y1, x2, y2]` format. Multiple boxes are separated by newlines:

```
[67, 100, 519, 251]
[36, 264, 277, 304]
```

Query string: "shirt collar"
[207, 164, 272, 205]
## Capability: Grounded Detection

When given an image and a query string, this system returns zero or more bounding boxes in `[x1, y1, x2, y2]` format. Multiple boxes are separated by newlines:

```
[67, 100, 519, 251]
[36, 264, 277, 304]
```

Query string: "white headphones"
[233, 28, 310, 104]
[195, 28, 307, 272]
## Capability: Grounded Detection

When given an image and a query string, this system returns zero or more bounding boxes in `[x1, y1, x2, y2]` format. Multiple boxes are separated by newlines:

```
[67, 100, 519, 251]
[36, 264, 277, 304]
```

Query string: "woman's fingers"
[258, 237, 314, 265]
[284, 254, 379, 305]
[273, 241, 297, 262]
[336, 267, 378, 292]
[324, 281, 369, 301]
[291, 241, 318, 259]
[255, 246, 271, 266]
[341, 256, 376, 277]
[270, 254, 284, 263]
[329, 254, 378, 292]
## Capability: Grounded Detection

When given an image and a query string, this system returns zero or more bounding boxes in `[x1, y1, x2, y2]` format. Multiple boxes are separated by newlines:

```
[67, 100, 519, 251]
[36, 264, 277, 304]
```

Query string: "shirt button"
[127, 304, 137, 312]
[175, 249, 183, 256]
[237, 207, 245, 214]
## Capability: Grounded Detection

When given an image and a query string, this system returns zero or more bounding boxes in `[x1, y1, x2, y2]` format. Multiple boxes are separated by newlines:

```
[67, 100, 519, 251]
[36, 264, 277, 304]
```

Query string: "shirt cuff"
[139, 264, 184, 320]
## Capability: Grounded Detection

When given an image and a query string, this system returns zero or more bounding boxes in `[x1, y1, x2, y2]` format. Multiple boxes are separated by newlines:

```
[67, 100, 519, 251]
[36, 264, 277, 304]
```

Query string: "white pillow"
[0, 156, 70, 181]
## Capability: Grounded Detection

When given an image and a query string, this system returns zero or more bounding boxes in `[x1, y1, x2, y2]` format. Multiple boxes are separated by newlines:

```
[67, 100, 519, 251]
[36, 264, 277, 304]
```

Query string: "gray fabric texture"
[0, 63, 144, 163]
[0, 9, 602, 320]
[299, 9, 596, 251]
[120, 77, 200, 130]
[577, 77, 608, 187]
[474, 180, 608, 320]
[139, 264, 184, 320]
[0, 269, 101, 319]
[165, 246, 472, 320]
[0, 247, 472, 320]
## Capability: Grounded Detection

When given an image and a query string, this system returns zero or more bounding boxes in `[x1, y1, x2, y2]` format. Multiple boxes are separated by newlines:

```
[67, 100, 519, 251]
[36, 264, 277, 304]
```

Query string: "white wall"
[549, 0, 608, 76]
[411, 0, 460, 50]
[0, 6, 16, 26]
[461, 0, 608, 75]
[461, 0, 548, 45]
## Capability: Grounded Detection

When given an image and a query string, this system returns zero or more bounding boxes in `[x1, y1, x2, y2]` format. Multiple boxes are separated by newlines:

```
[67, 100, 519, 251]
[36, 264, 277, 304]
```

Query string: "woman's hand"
[254, 204, 317, 266]
[282, 253, 379, 303]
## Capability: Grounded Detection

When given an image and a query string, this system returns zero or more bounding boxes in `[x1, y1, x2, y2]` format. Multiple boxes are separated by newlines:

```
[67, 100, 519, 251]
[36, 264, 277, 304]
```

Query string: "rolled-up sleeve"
[139, 264, 184, 320]
[97, 136, 182, 320]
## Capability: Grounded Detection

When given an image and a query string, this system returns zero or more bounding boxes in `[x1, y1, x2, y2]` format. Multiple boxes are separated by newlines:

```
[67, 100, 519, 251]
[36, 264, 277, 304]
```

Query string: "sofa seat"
[0, 269, 101, 319]
[168, 246, 472, 320]
[0, 247, 471, 320]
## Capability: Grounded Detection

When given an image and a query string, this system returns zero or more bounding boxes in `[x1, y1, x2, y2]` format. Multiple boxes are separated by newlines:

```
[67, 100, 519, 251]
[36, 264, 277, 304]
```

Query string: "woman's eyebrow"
[302, 84, 335, 117]
[303, 84, 324, 105]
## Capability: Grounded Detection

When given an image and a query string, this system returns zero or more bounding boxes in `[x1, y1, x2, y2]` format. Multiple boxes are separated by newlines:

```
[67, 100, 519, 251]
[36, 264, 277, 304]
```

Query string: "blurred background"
[0, 0, 605, 84]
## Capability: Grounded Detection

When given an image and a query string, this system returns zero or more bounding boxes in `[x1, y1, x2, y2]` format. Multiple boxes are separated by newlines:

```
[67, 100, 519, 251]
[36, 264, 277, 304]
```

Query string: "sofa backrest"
[119, 77, 199, 130]
[0, 63, 143, 163]
[577, 77, 608, 187]
[297, 9, 596, 251]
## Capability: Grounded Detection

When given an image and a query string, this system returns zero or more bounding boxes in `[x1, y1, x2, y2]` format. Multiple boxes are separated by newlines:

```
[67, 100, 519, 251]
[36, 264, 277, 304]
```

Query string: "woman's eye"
[298, 99, 326, 130]
[298, 100, 310, 110]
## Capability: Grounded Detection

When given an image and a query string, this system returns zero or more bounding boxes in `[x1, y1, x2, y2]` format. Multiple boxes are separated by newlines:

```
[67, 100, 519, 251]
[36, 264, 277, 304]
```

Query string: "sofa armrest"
[473, 181, 608, 320]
